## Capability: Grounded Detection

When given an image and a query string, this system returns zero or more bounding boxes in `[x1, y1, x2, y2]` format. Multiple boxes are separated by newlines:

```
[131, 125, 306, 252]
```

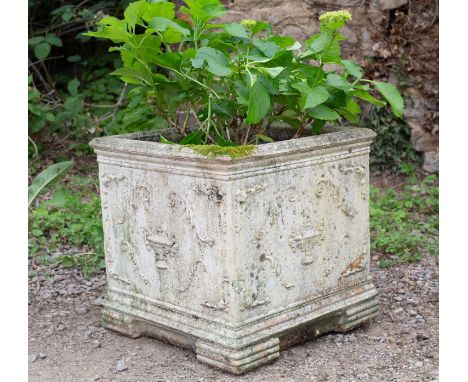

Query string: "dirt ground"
[28, 254, 438, 382]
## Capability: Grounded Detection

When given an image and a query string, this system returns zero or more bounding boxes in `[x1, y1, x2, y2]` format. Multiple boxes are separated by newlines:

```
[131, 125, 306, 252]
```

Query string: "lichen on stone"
[183, 144, 255, 159]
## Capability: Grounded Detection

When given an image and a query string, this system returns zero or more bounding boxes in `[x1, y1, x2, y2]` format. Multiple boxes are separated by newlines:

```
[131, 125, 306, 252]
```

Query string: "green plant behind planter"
[84, 1, 403, 146]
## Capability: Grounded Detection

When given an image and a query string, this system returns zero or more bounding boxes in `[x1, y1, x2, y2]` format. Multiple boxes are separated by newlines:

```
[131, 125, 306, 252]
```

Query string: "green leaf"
[258, 66, 285, 78]
[306, 104, 340, 120]
[28, 36, 45, 45]
[45, 34, 62, 47]
[191, 47, 232, 76]
[341, 60, 363, 79]
[217, 133, 239, 146]
[60, 255, 75, 268]
[160, 135, 175, 144]
[28, 161, 74, 208]
[111, 67, 152, 84]
[270, 35, 299, 49]
[181, 0, 227, 23]
[307, 33, 331, 54]
[255, 134, 274, 143]
[373, 81, 404, 118]
[222, 23, 249, 38]
[304, 86, 329, 109]
[148, 17, 190, 35]
[352, 90, 386, 107]
[67, 79, 80, 96]
[67, 55, 81, 63]
[251, 21, 272, 35]
[320, 39, 341, 64]
[247, 80, 270, 124]
[83, 16, 129, 43]
[253, 37, 280, 58]
[34, 42, 51, 60]
[124, 0, 150, 31]
[142, 1, 175, 22]
[180, 130, 203, 145]
[311, 119, 326, 134]
[64, 96, 82, 113]
[153, 52, 182, 71]
[326, 73, 352, 90]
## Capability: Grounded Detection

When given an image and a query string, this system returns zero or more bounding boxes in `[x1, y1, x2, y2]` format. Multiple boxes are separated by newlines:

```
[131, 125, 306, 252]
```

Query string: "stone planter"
[90, 127, 379, 374]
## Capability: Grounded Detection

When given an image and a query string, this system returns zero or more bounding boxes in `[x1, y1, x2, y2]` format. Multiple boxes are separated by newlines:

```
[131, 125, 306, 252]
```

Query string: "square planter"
[90, 126, 379, 374]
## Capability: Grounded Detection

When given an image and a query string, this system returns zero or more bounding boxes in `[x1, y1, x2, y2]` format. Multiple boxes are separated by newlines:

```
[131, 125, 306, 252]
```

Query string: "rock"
[394, 307, 403, 314]
[75, 306, 88, 315]
[376, 0, 408, 11]
[92, 339, 101, 349]
[415, 361, 423, 368]
[29, 353, 47, 363]
[116, 359, 128, 372]
[92, 297, 104, 306]
[423, 151, 439, 173]
[416, 333, 430, 341]
[409, 310, 417, 316]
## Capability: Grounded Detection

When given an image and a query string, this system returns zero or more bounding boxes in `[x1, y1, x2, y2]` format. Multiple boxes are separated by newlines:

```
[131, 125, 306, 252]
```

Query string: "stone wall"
[220, 0, 439, 172]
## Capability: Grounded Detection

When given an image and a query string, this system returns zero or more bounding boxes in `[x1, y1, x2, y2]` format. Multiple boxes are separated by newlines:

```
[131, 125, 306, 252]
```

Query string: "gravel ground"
[28, 255, 438, 382]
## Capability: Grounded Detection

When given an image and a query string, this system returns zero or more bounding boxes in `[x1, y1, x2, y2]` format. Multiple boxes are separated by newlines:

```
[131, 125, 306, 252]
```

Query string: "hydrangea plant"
[85, 1, 403, 146]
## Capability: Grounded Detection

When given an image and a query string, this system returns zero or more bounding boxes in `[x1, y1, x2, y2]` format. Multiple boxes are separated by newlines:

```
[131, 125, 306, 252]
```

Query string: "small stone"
[409, 310, 417, 316]
[389, 255, 399, 260]
[372, 255, 379, 261]
[415, 361, 423, 368]
[416, 333, 430, 341]
[116, 359, 128, 372]
[394, 296, 403, 302]
[378, 0, 408, 11]
[92, 297, 104, 306]
[394, 307, 403, 314]
[92, 340, 101, 349]
[75, 306, 89, 315]
[29, 354, 39, 363]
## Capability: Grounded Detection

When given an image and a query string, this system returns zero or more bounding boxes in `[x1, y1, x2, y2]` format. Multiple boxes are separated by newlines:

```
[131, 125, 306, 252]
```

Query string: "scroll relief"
[168, 191, 215, 247]
[315, 179, 357, 218]
[339, 164, 368, 200]
[101, 173, 126, 195]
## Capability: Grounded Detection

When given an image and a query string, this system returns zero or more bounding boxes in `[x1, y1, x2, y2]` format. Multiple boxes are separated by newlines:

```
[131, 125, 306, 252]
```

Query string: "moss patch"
[183, 144, 255, 159]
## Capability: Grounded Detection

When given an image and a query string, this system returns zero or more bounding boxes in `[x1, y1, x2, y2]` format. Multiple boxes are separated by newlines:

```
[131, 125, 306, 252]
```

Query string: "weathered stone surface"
[90, 127, 379, 374]
[375, 0, 408, 11]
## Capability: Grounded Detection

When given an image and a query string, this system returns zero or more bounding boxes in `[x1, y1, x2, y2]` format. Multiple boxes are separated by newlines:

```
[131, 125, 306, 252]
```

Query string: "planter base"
[101, 279, 379, 374]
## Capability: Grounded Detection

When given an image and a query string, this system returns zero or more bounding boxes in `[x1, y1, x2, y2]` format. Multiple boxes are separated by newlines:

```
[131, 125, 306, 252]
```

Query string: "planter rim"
[90, 126, 376, 163]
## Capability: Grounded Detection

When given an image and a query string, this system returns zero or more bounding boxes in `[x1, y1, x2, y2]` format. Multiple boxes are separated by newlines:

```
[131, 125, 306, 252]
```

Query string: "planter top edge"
[90, 127, 376, 163]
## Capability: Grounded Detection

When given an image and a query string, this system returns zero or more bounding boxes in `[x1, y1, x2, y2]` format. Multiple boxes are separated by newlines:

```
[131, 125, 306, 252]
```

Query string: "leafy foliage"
[370, 172, 438, 267]
[85, 1, 404, 145]
[28, 161, 74, 207]
[28, 174, 104, 277]
[361, 106, 422, 171]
